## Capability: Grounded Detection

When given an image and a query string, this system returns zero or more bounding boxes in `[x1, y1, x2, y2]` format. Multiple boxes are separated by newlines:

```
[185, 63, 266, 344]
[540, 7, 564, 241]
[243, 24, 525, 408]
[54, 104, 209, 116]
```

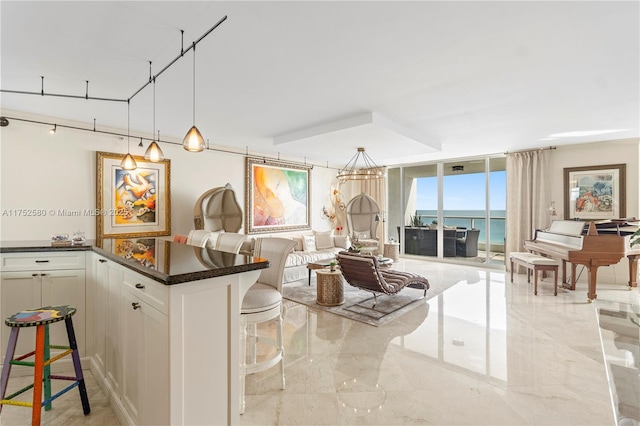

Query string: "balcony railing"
[401, 214, 505, 254]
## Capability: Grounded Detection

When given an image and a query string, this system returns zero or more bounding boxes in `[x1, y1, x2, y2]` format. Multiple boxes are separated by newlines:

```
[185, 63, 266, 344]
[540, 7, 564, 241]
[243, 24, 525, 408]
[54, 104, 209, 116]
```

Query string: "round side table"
[383, 242, 400, 262]
[316, 270, 344, 306]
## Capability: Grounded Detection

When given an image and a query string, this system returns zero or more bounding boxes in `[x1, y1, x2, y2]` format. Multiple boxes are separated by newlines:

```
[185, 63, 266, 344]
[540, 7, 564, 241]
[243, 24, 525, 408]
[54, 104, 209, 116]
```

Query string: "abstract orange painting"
[246, 158, 311, 234]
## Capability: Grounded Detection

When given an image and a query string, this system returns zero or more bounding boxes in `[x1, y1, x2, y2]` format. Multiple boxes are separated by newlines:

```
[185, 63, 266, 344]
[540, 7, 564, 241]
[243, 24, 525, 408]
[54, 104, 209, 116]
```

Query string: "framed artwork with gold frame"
[96, 151, 171, 238]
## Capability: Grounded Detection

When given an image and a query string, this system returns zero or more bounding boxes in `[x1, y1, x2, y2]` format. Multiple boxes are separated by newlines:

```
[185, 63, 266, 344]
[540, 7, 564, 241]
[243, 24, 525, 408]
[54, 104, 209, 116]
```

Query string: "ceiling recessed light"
[548, 129, 628, 138]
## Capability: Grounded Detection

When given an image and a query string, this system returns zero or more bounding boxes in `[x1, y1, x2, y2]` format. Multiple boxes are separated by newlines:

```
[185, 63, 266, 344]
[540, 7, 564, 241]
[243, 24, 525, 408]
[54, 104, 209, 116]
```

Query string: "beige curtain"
[355, 169, 388, 252]
[505, 150, 551, 272]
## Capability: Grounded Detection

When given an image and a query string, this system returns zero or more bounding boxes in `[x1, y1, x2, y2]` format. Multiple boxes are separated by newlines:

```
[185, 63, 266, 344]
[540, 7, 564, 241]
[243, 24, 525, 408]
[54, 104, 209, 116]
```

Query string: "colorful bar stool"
[0, 305, 90, 425]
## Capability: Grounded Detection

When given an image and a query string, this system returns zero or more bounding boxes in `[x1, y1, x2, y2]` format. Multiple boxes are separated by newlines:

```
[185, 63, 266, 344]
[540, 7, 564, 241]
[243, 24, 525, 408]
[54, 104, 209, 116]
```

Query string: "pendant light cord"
[127, 100, 131, 149]
[153, 78, 156, 139]
[192, 42, 196, 126]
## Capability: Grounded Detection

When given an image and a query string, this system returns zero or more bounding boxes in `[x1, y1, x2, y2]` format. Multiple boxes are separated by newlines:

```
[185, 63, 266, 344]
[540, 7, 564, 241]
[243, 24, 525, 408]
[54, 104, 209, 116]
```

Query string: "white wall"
[550, 138, 639, 285]
[1, 111, 638, 287]
[0, 111, 340, 241]
[550, 138, 639, 221]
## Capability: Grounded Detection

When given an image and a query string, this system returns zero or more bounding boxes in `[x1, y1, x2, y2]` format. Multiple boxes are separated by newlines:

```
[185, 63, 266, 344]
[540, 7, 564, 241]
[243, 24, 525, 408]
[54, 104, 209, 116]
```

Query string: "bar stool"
[0, 305, 90, 425]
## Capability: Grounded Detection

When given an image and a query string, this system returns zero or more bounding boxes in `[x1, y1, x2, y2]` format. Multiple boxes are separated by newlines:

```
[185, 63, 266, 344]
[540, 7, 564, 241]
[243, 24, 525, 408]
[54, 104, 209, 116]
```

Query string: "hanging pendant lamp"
[121, 101, 137, 170]
[145, 77, 165, 161]
[183, 42, 206, 152]
[145, 133, 164, 162]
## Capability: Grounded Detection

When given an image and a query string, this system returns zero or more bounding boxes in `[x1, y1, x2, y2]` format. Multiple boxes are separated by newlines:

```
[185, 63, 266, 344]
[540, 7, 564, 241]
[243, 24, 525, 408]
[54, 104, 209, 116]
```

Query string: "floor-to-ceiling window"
[387, 156, 506, 266]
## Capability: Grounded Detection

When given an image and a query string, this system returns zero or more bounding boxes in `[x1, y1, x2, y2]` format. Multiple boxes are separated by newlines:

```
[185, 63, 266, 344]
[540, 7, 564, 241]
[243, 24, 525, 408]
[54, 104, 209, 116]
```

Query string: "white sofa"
[242, 231, 351, 284]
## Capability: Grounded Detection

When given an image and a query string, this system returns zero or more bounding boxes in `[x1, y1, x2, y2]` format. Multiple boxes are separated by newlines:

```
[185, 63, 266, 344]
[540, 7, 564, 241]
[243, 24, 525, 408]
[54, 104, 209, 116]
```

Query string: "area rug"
[283, 270, 460, 327]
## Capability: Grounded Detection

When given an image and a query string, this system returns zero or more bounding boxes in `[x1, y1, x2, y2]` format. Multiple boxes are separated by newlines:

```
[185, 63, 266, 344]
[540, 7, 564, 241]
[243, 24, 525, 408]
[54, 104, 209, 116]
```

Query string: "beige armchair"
[345, 192, 381, 254]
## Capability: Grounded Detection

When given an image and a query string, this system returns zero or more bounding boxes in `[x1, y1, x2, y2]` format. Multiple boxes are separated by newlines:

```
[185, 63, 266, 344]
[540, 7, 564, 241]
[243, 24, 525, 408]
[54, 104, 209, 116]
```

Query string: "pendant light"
[145, 77, 165, 161]
[145, 131, 164, 162]
[183, 42, 206, 152]
[121, 100, 137, 170]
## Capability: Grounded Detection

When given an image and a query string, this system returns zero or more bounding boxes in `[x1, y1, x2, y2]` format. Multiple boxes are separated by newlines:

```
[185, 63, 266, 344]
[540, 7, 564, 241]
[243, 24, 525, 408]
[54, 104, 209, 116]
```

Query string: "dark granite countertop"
[1, 238, 269, 285]
[0, 240, 94, 252]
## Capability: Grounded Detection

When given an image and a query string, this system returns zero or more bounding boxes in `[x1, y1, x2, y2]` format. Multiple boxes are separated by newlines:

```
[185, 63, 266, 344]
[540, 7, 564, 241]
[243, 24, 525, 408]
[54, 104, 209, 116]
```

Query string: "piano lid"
[548, 220, 585, 236]
[585, 218, 640, 237]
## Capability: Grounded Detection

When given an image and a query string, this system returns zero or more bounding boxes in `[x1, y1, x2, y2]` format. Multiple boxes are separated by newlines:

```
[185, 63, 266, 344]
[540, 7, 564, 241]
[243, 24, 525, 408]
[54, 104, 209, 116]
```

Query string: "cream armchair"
[239, 237, 296, 414]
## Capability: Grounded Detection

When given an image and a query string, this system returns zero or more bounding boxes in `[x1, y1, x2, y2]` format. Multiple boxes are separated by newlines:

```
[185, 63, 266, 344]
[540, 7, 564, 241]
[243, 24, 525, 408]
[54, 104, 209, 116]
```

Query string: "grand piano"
[524, 220, 639, 302]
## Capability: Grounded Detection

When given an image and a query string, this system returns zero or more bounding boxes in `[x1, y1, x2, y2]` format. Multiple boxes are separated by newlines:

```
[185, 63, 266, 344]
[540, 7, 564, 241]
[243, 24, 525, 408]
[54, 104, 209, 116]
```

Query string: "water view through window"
[389, 157, 506, 265]
[416, 171, 506, 249]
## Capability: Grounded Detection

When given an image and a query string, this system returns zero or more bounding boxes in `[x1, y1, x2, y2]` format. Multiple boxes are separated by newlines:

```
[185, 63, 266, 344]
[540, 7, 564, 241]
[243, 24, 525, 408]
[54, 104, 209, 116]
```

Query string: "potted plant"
[329, 261, 337, 272]
[430, 220, 438, 230]
[408, 211, 422, 227]
[631, 228, 640, 248]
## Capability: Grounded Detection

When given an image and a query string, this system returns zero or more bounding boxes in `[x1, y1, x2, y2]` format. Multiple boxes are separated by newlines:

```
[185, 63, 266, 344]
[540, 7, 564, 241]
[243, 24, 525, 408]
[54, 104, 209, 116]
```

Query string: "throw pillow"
[314, 230, 334, 249]
[358, 231, 371, 240]
[291, 236, 305, 251]
[334, 235, 351, 249]
[302, 235, 316, 252]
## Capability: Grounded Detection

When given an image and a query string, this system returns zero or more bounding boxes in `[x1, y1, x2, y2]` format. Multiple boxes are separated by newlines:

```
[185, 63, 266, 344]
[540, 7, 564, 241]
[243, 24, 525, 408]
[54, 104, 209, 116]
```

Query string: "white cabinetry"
[91, 255, 108, 378]
[89, 250, 262, 425]
[0, 251, 86, 369]
[90, 252, 124, 397]
[120, 272, 169, 426]
[91, 253, 169, 426]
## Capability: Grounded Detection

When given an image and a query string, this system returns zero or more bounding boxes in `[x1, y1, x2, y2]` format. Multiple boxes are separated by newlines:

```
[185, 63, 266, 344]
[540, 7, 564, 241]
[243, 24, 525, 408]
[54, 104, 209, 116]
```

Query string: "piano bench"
[510, 252, 559, 296]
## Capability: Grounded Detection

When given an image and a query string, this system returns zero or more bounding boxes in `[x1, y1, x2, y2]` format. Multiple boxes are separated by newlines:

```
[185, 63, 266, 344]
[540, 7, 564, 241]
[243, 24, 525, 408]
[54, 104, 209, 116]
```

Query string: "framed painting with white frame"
[245, 157, 312, 234]
[96, 151, 171, 238]
[564, 163, 626, 220]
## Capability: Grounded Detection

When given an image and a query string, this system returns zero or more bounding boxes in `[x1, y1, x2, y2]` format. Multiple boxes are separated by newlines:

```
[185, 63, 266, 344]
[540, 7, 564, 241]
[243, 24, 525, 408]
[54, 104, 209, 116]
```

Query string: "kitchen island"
[0, 238, 269, 425]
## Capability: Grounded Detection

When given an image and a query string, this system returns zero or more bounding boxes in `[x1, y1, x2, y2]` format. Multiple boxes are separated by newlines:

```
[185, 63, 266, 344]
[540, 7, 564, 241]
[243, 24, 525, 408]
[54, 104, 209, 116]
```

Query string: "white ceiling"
[1, 1, 638, 167]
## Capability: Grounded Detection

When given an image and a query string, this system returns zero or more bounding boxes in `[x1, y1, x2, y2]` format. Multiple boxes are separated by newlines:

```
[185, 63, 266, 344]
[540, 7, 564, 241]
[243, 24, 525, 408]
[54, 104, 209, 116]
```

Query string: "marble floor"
[0, 367, 119, 425]
[1, 258, 637, 425]
[241, 259, 638, 426]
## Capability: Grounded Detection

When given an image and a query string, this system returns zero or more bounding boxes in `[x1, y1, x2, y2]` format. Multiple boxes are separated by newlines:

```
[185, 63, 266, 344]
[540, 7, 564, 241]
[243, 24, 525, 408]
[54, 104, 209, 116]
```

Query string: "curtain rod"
[0, 115, 326, 169]
[504, 146, 556, 155]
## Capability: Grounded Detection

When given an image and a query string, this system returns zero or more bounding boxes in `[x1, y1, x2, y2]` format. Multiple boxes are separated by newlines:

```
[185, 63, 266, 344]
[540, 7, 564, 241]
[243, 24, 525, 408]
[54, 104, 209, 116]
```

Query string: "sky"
[416, 171, 506, 211]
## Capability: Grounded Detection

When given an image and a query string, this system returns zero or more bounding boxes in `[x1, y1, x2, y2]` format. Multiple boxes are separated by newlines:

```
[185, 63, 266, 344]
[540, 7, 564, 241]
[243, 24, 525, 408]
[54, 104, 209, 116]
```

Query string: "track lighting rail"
[1, 77, 127, 103]
[0, 115, 319, 170]
[129, 15, 227, 100]
[0, 15, 228, 104]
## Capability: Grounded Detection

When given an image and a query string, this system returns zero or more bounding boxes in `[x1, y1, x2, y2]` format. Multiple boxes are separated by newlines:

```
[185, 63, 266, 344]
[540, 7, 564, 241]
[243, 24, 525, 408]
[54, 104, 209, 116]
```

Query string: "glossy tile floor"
[0, 368, 118, 425]
[1, 258, 637, 425]
[241, 259, 639, 426]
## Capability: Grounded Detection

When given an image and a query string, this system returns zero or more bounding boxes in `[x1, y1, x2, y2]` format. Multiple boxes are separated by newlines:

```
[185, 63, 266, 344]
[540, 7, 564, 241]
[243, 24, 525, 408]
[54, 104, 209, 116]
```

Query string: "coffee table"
[316, 270, 344, 306]
[306, 259, 336, 286]
[306, 256, 392, 286]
